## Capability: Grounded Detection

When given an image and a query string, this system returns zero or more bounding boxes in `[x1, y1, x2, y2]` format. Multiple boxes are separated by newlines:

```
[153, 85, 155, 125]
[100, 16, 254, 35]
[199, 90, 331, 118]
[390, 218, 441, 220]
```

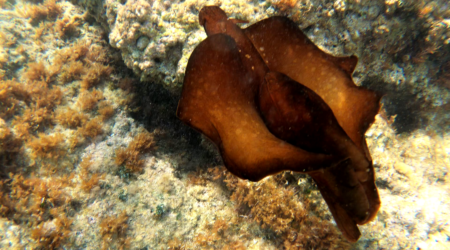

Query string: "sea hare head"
[198, 6, 228, 36]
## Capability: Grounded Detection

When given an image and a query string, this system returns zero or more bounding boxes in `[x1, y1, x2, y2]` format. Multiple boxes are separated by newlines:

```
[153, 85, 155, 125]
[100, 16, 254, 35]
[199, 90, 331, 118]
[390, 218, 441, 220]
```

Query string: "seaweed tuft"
[27, 133, 64, 160]
[31, 212, 73, 249]
[78, 118, 103, 138]
[99, 211, 130, 250]
[55, 108, 88, 128]
[114, 130, 156, 173]
[80, 63, 112, 90]
[55, 16, 81, 39]
[19, 0, 63, 25]
[79, 155, 105, 192]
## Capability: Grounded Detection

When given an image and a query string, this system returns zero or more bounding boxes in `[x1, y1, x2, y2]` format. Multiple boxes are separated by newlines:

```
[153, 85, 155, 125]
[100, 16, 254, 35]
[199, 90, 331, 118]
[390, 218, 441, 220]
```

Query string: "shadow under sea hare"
[176, 6, 382, 242]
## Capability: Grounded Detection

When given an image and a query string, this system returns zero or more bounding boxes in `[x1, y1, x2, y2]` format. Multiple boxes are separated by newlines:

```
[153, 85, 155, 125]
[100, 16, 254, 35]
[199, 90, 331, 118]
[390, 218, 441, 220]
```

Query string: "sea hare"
[177, 6, 381, 242]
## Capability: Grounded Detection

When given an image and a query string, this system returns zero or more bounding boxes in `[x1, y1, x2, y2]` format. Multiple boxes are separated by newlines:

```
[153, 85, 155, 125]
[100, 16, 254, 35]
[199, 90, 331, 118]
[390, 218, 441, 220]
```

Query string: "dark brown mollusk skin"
[244, 17, 382, 157]
[177, 34, 344, 181]
[176, 6, 382, 242]
[244, 16, 382, 227]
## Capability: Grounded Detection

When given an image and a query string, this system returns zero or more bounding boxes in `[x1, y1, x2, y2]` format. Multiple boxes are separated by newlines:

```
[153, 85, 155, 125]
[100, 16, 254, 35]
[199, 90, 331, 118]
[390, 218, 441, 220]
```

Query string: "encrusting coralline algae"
[0, 0, 449, 249]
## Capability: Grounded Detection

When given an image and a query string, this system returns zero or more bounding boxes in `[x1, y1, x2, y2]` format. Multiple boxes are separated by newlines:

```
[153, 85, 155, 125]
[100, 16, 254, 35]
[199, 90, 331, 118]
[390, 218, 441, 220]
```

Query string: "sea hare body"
[177, 34, 342, 181]
[177, 6, 381, 242]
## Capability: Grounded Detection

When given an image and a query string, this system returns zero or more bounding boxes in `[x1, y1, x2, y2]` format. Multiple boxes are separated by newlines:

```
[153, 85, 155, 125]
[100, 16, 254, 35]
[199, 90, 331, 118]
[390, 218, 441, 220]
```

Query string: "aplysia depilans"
[177, 6, 382, 242]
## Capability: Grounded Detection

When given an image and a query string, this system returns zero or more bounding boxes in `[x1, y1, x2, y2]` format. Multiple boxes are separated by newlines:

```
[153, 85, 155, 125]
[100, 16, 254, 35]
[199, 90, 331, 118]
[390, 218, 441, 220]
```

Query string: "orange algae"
[193, 217, 246, 249]
[8, 174, 74, 225]
[19, 0, 63, 24]
[127, 131, 156, 152]
[30, 85, 63, 110]
[167, 237, 185, 250]
[271, 0, 299, 13]
[13, 123, 31, 140]
[55, 107, 88, 128]
[77, 89, 104, 111]
[14, 106, 53, 134]
[58, 60, 85, 84]
[0, 121, 22, 155]
[51, 42, 112, 90]
[115, 131, 156, 172]
[99, 211, 130, 250]
[80, 62, 112, 89]
[79, 155, 105, 192]
[97, 101, 115, 121]
[33, 22, 51, 41]
[15, 45, 26, 55]
[186, 168, 210, 186]
[3, 65, 63, 138]
[0, 79, 31, 118]
[78, 117, 103, 138]
[54, 42, 90, 64]
[7, 79, 63, 140]
[0, 120, 22, 175]
[85, 44, 110, 64]
[55, 16, 81, 39]
[23, 62, 55, 83]
[27, 133, 64, 159]
[31, 212, 73, 249]
[3, 173, 75, 248]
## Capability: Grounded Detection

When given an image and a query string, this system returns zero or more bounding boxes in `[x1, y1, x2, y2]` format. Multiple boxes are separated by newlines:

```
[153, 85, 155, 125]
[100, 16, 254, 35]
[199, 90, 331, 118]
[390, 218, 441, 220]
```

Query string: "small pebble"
[136, 36, 150, 51]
